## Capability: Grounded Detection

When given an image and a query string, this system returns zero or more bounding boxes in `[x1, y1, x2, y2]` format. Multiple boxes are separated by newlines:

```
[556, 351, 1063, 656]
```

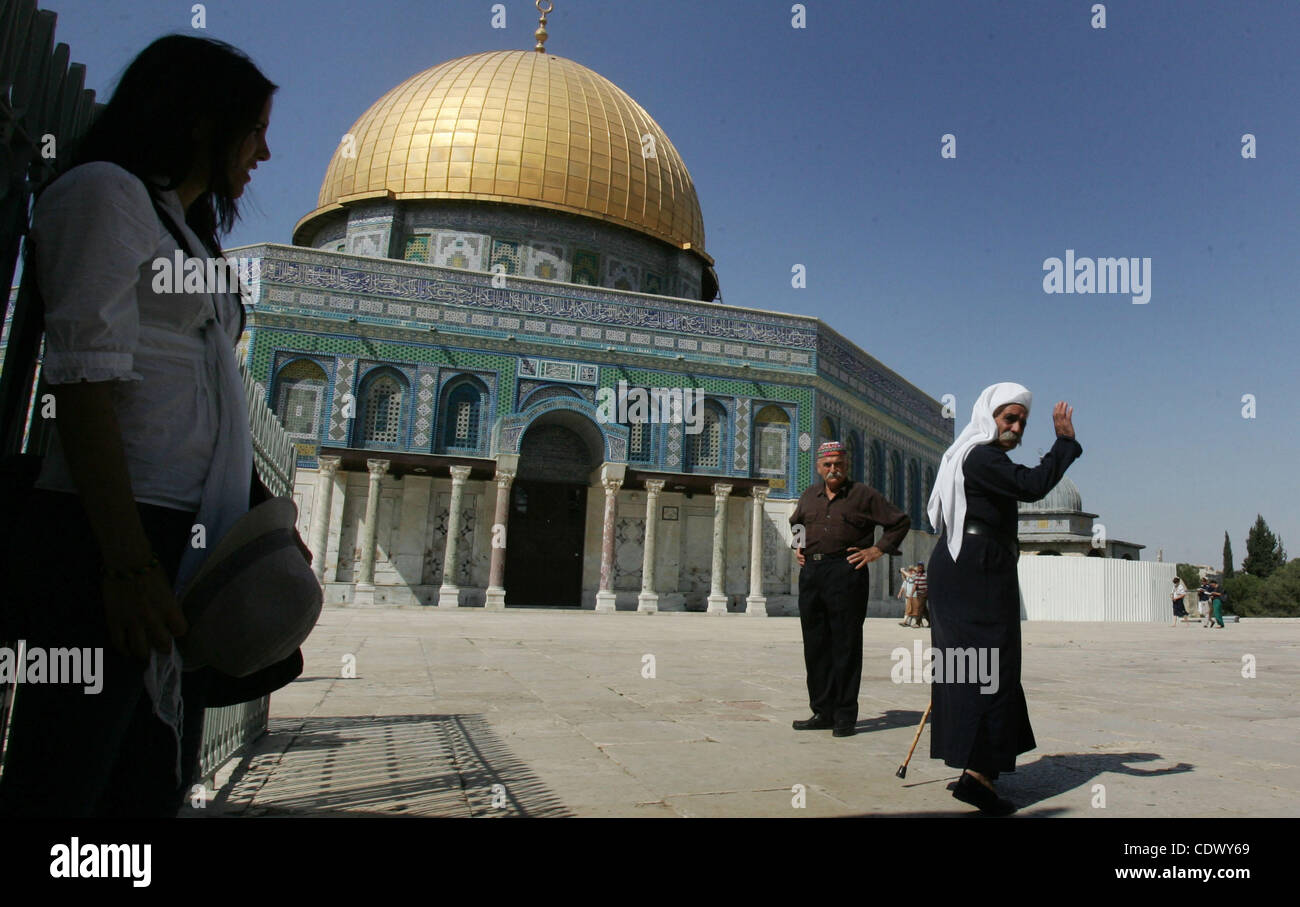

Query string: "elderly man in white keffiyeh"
[924, 383, 1079, 815]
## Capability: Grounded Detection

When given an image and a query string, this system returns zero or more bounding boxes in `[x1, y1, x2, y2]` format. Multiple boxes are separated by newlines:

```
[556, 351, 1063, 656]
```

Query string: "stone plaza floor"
[202, 608, 1300, 818]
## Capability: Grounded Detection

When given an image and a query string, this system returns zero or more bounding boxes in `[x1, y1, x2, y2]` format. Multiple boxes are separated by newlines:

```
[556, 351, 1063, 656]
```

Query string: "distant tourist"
[789, 441, 910, 738]
[898, 564, 917, 626]
[1170, 577, 1188, 625]
[1209, 582, 1226, 629]
[900, 563, 929, 628]
[1197, 579, 1213, 625]
[925, 383, 1081, 815]
[912, 563, 930, 627]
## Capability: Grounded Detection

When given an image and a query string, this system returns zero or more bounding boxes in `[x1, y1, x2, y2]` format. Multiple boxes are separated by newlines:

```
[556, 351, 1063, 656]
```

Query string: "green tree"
[1225, 573, 1264, 615]
[1176, 563, 1201, 591]
[1242, 515, 1285, 579]
[1223, 532, 1235, 578]
[1254, 559, 1300, 617]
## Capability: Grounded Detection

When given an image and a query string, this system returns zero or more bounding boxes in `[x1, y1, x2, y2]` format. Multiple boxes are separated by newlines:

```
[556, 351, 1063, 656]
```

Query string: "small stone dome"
[1019, 476, 1083, 514]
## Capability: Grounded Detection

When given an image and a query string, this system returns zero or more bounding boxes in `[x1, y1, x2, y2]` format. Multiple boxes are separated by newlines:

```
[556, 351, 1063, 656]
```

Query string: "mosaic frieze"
[252, 249, 813, 348]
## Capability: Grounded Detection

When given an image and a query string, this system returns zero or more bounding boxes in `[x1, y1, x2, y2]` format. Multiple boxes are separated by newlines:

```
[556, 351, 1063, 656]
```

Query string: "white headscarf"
[927, 382, 1033, 561]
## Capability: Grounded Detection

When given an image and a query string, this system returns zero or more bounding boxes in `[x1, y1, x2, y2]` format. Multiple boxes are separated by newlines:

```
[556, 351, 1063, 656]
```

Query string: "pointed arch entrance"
[504, 410, 605, 606]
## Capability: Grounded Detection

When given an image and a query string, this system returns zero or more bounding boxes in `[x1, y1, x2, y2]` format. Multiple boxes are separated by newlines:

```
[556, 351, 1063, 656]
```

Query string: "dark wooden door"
[503, 481, 587, 606]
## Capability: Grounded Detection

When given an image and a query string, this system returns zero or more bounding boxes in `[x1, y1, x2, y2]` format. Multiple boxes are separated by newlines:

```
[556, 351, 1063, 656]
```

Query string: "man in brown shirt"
[789, 441, 910, 736]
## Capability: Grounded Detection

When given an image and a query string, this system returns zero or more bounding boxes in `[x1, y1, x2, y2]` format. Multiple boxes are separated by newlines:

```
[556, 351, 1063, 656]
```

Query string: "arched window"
[818, 416, 836, 448]
[908, 460, 923, 528]
[753, 405, 790, 480]
[620, 386, 654, 463]
[890, 451, 905, 510]
[605, 382, 655, 462]
[626, 419, 652, 461]
[356, 369, 408, 449]
[847, 431, 864, 483]
[439, 376, 489, 453]
[273, 358, 328, 442]
[871, 441, 886, 491]
[687, 400, 727, 471]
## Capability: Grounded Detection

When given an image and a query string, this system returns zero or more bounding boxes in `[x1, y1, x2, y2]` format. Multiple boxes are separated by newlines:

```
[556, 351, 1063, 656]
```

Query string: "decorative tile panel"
[328, 356, 356, 443]
[733, 398, 751, 472]
[412, 367, 438, 449]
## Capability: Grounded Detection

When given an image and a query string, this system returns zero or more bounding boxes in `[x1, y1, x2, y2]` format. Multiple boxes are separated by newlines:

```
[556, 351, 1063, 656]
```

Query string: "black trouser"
[797, 556, 869, 725]
[0, 489, 208, 817]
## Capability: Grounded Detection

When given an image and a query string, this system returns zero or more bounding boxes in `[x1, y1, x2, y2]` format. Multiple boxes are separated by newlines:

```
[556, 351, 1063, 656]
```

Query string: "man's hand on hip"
[847, 546, 883, 570]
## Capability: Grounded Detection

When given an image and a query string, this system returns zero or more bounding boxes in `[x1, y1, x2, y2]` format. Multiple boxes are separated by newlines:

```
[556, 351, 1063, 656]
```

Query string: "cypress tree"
[1243, 515, 1283, 579]
[1223, 532, 1235, 579]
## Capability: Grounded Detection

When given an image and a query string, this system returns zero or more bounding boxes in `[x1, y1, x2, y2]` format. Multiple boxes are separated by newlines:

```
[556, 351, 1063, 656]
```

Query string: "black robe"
[927, 435, 1083, 774]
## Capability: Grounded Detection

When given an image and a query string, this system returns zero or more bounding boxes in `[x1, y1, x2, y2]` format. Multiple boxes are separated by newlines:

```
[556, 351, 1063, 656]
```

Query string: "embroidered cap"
[816, 440, 847, 459]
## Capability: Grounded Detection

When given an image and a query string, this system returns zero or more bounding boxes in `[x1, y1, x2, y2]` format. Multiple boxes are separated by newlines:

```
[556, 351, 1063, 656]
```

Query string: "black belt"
[808, 552, 849, 561]
[963, 519, 1018, 557]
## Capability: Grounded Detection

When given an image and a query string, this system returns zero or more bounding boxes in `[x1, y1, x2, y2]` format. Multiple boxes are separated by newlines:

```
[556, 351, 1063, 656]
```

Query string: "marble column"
[745, 485, 770, 616]
[594, 470, 624, 612]
[355, 459, 389, 599]
[308, 455, 341, 582]
[706, 482, 733, 614]
[438, 465, 473, 608]
[484, 460, 517, 611]
[637, 479, 665, 613]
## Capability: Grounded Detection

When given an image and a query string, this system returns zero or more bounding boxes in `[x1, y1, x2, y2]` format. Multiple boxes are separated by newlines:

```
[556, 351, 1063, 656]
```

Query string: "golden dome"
[297, 50, 706, 255]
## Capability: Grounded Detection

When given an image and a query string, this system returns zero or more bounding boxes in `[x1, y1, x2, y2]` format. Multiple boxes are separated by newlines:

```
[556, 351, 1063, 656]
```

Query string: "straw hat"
[179, 497, 322, 677]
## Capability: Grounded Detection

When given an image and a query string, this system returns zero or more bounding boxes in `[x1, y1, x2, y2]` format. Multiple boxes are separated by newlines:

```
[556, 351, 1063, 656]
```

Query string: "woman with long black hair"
[0, 34, 276, 816]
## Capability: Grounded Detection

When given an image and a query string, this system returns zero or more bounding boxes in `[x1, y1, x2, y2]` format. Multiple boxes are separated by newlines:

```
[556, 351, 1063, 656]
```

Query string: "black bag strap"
[146, 193, 248, 337]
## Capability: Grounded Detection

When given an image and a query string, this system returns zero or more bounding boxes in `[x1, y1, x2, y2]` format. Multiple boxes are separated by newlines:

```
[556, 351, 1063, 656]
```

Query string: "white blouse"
[32, 161, 243, 512]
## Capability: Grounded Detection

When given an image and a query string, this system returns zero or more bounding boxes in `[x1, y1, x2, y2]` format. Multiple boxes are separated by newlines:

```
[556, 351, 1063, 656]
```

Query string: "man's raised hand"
[1053, 401, 1075, 439]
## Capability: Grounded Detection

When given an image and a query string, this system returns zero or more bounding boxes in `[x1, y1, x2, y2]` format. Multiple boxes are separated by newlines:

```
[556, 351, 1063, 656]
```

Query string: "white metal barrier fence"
[1017, 556, 1177, 621]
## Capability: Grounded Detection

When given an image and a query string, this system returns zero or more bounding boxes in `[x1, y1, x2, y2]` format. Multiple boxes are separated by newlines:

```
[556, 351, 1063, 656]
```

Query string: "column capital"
[449, 464, 472, 483]
[366, 458, 390, 478]
[644, 479, 666, 495]
[602, 475, 623, 494]
[751, 484, 770, 503]
[495, 469, 517, 489]
[318, 455, 342, 477]
[711, 482, 733, 499]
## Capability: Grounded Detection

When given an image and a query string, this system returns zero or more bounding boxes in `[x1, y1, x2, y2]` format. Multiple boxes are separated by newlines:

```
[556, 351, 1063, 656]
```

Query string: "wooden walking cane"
[896, 700, 932, 779]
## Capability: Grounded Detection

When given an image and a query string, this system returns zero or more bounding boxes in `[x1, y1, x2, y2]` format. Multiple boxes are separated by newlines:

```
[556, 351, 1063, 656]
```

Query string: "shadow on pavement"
[853, 709, 928, 734]
[1002, 751, 1194, 809]
[856, 751, 1192, 817]
[206, 713, 571, 818]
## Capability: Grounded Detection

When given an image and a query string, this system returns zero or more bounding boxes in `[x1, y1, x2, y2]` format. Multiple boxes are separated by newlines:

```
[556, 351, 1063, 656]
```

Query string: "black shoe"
[792, 714, 835, 731]
[950, 772, 1017, 816]
[832, 723, 856, 737]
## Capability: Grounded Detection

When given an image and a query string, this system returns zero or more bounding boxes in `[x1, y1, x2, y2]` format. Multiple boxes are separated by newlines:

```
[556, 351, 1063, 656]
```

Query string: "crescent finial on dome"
[535, 0, 553, 53]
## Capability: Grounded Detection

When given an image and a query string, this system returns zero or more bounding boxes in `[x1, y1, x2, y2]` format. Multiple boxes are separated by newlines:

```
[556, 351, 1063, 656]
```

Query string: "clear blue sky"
[44, 0, 1299, 567]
